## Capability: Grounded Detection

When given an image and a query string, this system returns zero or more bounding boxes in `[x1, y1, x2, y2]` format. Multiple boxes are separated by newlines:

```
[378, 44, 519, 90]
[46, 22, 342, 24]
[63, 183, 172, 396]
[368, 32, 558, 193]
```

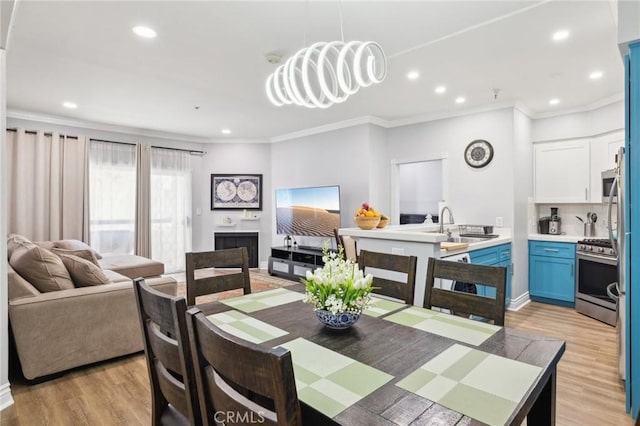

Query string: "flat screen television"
[275, 185, 341, 237]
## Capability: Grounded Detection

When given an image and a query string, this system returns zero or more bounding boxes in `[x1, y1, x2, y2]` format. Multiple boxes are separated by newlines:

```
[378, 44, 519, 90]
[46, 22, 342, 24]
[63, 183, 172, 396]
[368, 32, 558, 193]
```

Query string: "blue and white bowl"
[315, 309, 361, 330]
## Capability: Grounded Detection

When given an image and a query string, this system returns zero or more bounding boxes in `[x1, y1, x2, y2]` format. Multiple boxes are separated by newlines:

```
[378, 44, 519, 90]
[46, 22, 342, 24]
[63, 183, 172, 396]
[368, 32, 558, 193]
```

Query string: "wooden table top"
[197, 284, 566, 425]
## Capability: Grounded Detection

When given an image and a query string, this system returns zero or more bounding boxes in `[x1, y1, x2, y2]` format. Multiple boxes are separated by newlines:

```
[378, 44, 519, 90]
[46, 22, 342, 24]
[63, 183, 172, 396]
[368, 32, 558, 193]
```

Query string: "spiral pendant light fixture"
[265, 3, 387, 109]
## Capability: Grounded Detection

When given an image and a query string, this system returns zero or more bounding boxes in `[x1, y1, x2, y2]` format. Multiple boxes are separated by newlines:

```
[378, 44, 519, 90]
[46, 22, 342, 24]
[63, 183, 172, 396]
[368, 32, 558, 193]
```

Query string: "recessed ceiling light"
[549, 98, 560, 105]
[455, 96, 466, 104]
[63, 102, 77, 109]
[407, 71, 419, 80]
[132, 26, 157, 39]
[221, 129, 231, 135]
[552, 30, 569, 41]
[589, 70, 603, 80]
[435, 86, 447, 94]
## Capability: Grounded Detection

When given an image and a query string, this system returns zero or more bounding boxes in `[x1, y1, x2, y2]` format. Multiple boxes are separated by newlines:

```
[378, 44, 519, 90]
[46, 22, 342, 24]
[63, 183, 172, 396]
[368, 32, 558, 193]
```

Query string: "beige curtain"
[135, 143, 151, 257]
[6, 129, 88, 241]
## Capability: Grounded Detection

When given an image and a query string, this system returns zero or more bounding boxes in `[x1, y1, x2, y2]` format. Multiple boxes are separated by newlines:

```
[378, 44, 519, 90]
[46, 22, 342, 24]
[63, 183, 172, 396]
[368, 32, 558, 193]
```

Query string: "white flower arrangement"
[302, 244, 374, 314]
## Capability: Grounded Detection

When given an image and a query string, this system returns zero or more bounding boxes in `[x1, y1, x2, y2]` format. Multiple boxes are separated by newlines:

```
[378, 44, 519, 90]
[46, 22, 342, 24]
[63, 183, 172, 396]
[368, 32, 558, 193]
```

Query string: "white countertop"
[528, 233, 582, 243]
[340, 224, 513, 256]
[339, 224, 449, 243]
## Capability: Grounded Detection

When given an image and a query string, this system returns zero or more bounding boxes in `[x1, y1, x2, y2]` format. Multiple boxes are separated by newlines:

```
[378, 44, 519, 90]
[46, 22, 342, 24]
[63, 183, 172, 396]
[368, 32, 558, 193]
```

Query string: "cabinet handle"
[543, 248, 559, 252]
[571, 264, 574, 278]
[585, 187, 588, 201]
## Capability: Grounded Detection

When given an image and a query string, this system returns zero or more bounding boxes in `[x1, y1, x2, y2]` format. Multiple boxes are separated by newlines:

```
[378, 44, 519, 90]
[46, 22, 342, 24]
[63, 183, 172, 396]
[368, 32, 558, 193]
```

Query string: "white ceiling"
[6, 0, 623, 140]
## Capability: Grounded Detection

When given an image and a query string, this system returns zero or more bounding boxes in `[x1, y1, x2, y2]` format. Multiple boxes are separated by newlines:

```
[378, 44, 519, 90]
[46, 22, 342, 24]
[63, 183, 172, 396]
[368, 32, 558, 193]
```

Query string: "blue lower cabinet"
[528, 241, 576, 306]
[469, 243, 511, 306]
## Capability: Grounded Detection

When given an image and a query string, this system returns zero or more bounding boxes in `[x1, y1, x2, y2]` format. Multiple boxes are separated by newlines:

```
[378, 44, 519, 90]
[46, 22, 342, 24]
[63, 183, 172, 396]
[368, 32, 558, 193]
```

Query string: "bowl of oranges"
[354, 203, 381, 230]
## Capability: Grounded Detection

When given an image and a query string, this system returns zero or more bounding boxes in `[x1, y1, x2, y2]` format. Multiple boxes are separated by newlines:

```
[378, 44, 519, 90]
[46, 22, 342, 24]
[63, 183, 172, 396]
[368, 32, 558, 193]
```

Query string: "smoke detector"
[265, 53, 282, 65]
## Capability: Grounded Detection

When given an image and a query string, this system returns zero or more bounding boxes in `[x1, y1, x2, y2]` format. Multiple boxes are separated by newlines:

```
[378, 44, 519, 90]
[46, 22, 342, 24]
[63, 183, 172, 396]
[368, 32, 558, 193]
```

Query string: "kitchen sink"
[447, 236, 494, 243]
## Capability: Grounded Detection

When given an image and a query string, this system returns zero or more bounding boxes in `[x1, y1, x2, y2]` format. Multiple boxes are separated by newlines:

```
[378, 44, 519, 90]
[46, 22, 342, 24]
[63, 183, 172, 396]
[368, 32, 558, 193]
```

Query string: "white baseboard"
[0, 382, 14, 411]
[259, 261, 269, 270]
[507, 292, 531, 311]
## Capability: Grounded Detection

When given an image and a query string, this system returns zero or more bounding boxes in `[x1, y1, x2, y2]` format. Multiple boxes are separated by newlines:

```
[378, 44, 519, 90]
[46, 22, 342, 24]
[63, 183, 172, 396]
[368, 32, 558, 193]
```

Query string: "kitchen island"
[339, 224, 511, 305]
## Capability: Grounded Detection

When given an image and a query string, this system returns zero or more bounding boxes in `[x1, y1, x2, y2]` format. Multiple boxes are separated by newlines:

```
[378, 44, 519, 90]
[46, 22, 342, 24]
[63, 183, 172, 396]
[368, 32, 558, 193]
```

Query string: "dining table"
[196, 284, 566, 426]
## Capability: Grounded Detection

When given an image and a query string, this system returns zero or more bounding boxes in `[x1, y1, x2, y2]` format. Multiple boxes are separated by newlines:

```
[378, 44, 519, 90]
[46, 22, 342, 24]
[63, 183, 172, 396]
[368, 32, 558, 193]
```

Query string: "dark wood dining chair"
[185, 247, 251, 306]
[132, 278, 201, 426]
[333, 228, 358, 262]
[185, 307, 302, 426]
[424, 257, 507, 326]
[358, 250, 418, 304]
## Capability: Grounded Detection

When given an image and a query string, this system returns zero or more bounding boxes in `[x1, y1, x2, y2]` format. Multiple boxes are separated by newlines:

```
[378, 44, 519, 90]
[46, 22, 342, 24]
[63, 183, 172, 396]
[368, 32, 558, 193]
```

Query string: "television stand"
[297, 245, 323, 252]
[268, 246, 328, 281]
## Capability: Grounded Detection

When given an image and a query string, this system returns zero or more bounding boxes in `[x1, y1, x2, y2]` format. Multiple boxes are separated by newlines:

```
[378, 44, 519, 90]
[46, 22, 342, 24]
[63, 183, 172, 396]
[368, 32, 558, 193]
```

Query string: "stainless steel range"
[575, 238, 618, 326]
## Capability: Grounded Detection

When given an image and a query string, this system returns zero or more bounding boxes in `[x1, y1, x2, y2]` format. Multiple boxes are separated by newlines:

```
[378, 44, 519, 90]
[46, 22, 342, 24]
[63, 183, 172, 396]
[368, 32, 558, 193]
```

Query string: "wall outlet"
[196, 208, 202, 216]
[496, 216, 504, 227]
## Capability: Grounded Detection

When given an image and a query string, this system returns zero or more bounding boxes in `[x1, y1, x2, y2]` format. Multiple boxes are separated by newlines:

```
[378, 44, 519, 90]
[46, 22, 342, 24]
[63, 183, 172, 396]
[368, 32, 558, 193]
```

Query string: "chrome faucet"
[439, 206, 455, 239]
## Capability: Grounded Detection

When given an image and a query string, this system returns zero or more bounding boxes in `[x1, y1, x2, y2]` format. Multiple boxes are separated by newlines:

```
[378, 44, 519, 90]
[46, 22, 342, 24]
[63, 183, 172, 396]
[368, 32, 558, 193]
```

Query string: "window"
[89, 141, 137, 255]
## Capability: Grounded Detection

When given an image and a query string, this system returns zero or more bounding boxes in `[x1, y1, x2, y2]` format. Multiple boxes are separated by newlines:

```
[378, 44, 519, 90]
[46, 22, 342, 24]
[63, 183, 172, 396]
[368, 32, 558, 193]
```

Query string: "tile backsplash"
[534, 203, 612, 238]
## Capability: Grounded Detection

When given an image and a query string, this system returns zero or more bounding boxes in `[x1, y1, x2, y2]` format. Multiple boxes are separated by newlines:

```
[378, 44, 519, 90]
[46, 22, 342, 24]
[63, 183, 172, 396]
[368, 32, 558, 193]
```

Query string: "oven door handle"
[606, 282, 619, 301]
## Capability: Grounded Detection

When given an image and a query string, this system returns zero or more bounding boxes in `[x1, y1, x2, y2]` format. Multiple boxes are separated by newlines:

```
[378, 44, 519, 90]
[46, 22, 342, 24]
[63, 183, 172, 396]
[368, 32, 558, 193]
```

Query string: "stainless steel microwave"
[602, 169, 617, 203]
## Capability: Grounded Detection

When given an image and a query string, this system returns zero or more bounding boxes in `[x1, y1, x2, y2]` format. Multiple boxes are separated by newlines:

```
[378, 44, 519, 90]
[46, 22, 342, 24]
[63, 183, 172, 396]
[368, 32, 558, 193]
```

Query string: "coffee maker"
[549, 207, 561, 235]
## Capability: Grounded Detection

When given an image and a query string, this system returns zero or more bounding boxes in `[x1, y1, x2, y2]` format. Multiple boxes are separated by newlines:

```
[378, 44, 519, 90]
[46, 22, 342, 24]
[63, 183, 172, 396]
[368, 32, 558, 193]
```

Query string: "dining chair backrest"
[185, 247, 251, 306]
[424, 257, 507, 326]
[333, 228, 358, 262]
[358, 250, 418, 304]
[185, 307, 302, 426]
[133, 278, 201, 426]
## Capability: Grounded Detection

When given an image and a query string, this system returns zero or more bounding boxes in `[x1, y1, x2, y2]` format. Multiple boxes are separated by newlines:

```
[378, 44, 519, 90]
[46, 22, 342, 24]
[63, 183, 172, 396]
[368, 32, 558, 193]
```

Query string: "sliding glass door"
[150, 147, 192, 272]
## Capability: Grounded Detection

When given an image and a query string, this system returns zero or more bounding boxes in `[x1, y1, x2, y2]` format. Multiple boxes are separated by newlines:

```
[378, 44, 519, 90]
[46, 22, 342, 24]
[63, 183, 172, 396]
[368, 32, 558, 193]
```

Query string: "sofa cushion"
[7, 234, 37, 260]
[10, 246, 75, 292]
[54, 239, 103, 260]
[98, 254, 164, 279]
[102, 269, 132, 284]
[51, 248, 99, 266]
[7, 264, 40, 300]
[57, 253, 110, 287]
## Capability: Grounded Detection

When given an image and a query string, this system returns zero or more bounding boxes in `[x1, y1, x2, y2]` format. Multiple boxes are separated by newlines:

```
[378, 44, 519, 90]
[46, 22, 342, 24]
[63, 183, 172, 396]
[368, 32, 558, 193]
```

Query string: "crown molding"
[384, 101, 517, 129]
[270, 116, 387, 143]
[7, 109, 211, 144]
[531, 92, 624, 120]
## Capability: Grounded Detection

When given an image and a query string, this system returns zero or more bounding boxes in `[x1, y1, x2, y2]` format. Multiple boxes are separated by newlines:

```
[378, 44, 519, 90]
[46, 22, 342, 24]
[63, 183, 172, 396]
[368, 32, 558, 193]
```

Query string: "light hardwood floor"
[0, 300, 633, 425]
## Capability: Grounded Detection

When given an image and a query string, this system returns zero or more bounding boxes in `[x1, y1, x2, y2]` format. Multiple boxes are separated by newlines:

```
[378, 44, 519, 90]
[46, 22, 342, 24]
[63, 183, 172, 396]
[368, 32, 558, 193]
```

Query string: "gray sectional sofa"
[7, 234, 177, 380]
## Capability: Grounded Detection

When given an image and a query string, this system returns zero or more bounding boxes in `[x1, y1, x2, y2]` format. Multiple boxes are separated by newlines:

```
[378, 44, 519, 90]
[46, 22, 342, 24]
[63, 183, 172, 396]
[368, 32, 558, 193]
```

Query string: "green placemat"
[207, 310, 288, 344]
[220, 288, 305, 313]
[397, 343, 542, 426]
[384, 306, 500, 346]
[278, 337, 393, 418]
[363, 296, 407, 318]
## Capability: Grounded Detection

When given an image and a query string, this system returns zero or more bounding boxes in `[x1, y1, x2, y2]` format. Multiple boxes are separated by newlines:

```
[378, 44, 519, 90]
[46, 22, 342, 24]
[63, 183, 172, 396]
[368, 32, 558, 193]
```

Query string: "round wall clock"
[464, 139, 494, 168]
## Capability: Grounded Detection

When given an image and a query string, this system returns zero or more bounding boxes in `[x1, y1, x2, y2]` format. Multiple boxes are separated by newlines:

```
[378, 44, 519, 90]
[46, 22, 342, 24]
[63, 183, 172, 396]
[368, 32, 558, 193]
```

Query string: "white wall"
[367, 124, 390, 215]
[0, 49, 14, 411]
[386, 108, 516, 228]
[512, 108, 533, 305]
[191, 142, 271, 265]
[270, 124, 371, 248]
[532, 100, 624, 142]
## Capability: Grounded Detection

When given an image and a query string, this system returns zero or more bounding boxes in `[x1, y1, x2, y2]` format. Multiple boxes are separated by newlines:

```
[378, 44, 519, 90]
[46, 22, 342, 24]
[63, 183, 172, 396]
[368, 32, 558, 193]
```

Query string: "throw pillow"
[51, 248, 99, 266]
[56, 253, 110, 287]
[10, 246, 75, 292]
[54, 239, 103, 260]
[7, 234, 36, 260]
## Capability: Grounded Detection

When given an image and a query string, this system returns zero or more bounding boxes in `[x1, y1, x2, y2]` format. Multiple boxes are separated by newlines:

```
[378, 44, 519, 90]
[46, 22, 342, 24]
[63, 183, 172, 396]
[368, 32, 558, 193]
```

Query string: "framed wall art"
[211, 174, 262, 210]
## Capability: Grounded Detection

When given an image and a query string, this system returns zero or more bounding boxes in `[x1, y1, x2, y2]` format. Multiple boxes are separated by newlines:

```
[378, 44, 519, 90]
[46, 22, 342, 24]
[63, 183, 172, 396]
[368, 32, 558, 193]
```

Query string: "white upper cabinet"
[589, 131, 624, 202]
[534, 140, 590, 203]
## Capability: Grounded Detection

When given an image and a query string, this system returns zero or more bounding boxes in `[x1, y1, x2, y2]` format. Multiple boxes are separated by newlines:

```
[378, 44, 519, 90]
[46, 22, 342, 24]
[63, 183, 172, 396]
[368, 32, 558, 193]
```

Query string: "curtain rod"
[151, 145, 206, 156]
[6, 128, 79, 140]
[89, 138, 136, 146]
